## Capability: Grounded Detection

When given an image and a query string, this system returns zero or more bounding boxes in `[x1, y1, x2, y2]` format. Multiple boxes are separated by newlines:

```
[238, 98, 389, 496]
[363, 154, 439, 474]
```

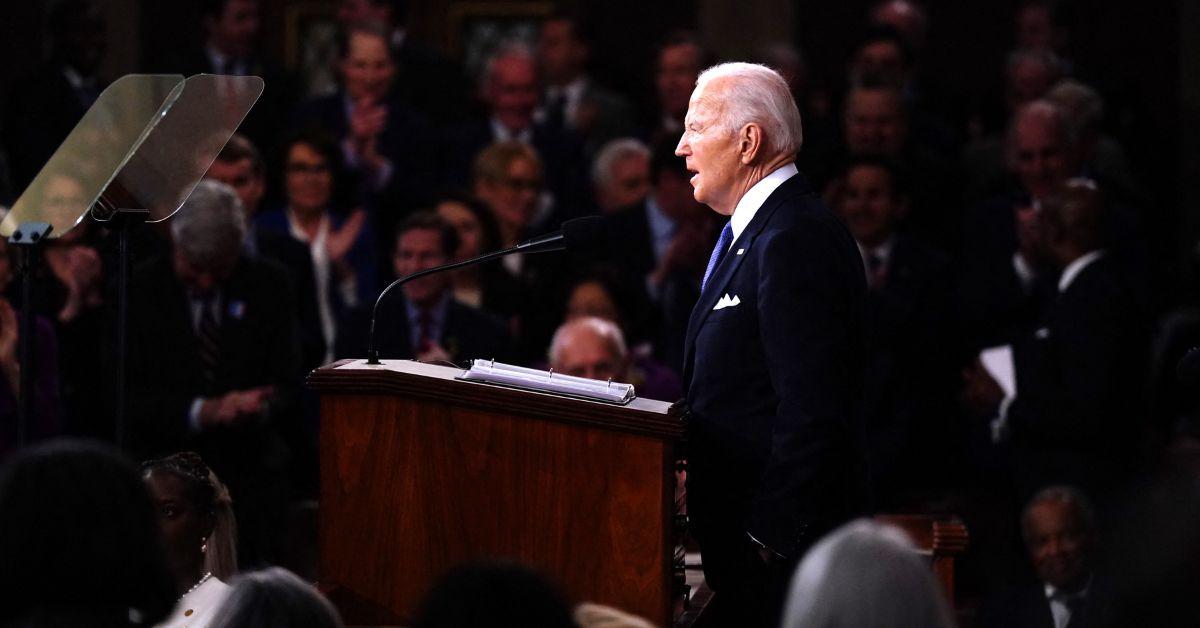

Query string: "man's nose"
[675, 136, 689, 156]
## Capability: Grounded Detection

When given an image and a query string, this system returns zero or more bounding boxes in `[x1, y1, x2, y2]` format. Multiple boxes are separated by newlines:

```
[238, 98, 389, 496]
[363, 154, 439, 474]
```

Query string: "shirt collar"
[490, 117, 533, 144]
[856, 236, 895, 266]
[729, 162, 798, 243]
[1058, 249, 1105, 292]
[645, 195, 676, 236]
[1045, 574, 1092, 601]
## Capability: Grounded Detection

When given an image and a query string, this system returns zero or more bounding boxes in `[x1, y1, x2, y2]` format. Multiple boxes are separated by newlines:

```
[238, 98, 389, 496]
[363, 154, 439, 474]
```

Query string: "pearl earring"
[201, 540, 208, 554]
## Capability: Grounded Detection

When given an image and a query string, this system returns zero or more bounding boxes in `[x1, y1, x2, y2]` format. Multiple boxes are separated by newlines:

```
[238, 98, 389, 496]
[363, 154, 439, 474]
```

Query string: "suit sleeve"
[746, 217, 865, 556]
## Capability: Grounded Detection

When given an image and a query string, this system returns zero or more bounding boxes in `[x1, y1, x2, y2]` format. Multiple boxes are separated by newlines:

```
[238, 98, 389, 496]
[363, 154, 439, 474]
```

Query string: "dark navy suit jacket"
[683, 171, 870, 578]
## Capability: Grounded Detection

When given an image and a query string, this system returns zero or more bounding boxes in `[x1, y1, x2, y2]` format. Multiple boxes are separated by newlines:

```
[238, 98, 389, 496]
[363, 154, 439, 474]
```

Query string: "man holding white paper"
[964, 179, 1146, 499]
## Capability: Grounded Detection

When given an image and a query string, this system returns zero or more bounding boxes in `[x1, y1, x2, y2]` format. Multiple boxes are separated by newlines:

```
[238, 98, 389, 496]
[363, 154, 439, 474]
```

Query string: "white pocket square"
[712, 294, 741, 310]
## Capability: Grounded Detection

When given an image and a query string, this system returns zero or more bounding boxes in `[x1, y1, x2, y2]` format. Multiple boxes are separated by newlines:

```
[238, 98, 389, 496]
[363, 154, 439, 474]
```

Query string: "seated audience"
[781, 519, 956, 628]
[452, 43, 587, 217]
[587, 140, 716, 372]
[838, 79, 960, 250]
[472, 141, 566, 361]
[127, 180, 300, 567]
[433, 192, 520, 312]
[143, 452, 238, 628]
[292, 20, 435, 215]
[827, 156, 957, 504]
[591, 138, 651, 214]
[336, 211, 510, 364]
[257, 131, 376, 363]
[205, 134, 324, 371]
[549, 315, 679, 401]
[964, 48, 1066, 201]
[982, 485, 1107, 628]
[0, 439, 175, 627]
[333, 0, 467, 123]
[960, 100, 1075, 347]
[210, 567, 342, 628]
[412, 561, 577, 628]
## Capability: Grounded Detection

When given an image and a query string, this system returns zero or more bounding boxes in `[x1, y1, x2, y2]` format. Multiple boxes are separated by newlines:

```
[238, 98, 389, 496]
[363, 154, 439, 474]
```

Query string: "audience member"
[411, 560, 577, 628]
[292, 20, 436, 216]
[209, 567, 342, 628]
[1044, 80, 1142, 206]
[160, 0, 294, 154]
[2, 0, 107, 191]
[959, 100, 1075, 346]
[336, 211, 510, 364]
[591, 138, 651, 214]
[587, 139, 715, 371]
[982, 486, 1107, 628]
[143, 452, 238, 628]
[551, 314, 679, 401]
[964, 48, 1066, 200]
[647, 31, 710, 148]
[827, 156, 957, 504]
[0, 439, 176, 627]
[868, 0, 929, 54]
[781, 519, 956, 628]
[256, 131, 377, 363]
[335, 0, 467, 123]
[471, 141, 566, 360]
[452, 43, 587, 216]
[433, 193, 511, 308]
[127, 180, 300, 567]
[839, 79, 960, 250]
[206, 135, 324, 371]
[964, 179, 1147, 499]
[538, 14, 636, 157]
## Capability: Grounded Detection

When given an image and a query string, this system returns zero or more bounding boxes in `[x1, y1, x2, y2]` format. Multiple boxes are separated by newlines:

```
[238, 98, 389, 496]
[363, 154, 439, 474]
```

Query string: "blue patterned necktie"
[701, 222, 734, 291]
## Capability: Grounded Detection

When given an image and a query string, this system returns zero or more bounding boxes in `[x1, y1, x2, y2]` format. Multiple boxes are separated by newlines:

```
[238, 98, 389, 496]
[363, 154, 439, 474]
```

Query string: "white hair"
[548, 316, 628, 368]
[479, 41, 537, 91]
[782, 519, 956, 628]
[171, 180, 247, 273]
[694, 62, 803, 156]
[591, 138, 650, 190]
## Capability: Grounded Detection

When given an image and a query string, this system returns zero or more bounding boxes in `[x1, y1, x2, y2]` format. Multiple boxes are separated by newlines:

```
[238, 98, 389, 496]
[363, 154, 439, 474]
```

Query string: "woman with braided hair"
[142, 451, 238, 628]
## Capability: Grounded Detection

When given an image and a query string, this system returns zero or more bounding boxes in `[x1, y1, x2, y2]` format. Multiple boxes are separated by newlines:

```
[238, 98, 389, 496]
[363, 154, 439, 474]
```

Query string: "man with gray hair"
[983, 485, 1108, 628]
[548, 316, 629, 382]
[591, 138, 651, 213]
[127, 179, 302, 565]
[452, 42, 587, 217]
[675, 62, 868, 626]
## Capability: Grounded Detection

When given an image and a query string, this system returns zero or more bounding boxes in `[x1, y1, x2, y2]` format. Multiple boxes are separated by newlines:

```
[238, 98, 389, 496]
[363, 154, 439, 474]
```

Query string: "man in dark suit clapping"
[675, 63, 869, 627]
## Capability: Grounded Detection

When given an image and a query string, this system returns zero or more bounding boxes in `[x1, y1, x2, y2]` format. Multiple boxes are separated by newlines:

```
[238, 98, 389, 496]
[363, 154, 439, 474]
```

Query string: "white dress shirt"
[728, 162, 799, 247]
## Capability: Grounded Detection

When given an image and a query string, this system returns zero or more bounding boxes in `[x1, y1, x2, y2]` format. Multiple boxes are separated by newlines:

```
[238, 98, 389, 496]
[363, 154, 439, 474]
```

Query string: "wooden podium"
[308, 360, 683, 625]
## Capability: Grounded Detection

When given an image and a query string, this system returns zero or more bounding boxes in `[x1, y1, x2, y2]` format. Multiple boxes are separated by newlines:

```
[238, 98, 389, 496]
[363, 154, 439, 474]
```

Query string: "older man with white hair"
[675, 62, 869, 626]
[127, 180, 302, 565]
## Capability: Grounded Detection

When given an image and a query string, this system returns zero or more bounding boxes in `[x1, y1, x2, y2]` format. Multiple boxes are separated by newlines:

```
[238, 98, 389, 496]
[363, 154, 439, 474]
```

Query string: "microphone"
[1177, 346, 1200, 385]
[365, 216, 606, 365]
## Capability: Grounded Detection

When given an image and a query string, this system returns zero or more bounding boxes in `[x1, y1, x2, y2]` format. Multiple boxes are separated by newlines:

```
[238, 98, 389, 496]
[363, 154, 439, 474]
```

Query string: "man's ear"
[739, 123, 763, 165]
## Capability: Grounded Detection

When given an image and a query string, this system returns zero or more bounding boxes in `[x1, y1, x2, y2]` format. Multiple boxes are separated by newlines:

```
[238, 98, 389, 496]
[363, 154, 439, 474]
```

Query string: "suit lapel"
[681, 174, 810, 380]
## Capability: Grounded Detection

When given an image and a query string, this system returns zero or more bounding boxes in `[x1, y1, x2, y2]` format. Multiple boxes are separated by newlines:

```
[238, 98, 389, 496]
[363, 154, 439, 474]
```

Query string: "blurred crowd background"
[0, 0, 1198, 626]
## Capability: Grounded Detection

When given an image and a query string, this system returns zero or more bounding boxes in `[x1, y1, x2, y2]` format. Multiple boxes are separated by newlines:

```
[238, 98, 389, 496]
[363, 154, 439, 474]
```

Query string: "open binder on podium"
[2, 73, 264, 446]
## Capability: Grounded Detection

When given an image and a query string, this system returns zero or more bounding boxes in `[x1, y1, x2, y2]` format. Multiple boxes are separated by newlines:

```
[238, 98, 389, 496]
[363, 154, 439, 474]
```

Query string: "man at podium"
[674, 63, 869, 626]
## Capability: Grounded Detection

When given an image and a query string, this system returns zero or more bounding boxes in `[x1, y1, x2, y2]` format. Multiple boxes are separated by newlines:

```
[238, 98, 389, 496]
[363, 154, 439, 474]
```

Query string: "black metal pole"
[9, 222, 52, 448]
[105, 208, 148, 450]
